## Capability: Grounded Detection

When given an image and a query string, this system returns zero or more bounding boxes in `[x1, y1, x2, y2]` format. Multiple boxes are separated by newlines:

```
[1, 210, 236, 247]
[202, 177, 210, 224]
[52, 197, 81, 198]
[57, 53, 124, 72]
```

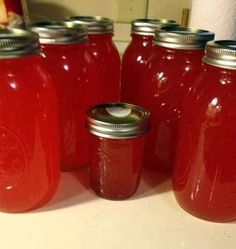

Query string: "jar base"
[92, 188, 137, 201]
[174, 194, 236, 223]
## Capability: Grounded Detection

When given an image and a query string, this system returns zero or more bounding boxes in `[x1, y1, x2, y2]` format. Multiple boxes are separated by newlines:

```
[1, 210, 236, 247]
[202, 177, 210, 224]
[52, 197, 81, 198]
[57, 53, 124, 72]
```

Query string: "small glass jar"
[121, 19, 179, 105]
[30, 21, 103, 171]
[173, 41, 236, 222]
[137, 27, 214, 173]
[0, 29, 60, 212]
[68, 16, 121, 102]
[86, 102, 150, 200]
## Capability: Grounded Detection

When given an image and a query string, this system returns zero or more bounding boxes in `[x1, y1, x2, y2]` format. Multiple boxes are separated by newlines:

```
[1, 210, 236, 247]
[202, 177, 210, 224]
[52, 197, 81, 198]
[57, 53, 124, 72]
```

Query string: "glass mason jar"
[137, 27, 214, 173]
[121, 19, 179, 105]
[173, 41, 236, 222]
[30, 21, 103, 171]
[0, 29, 60, 212]
[68, 16, 121, 102]
[86, 103, 150, 200]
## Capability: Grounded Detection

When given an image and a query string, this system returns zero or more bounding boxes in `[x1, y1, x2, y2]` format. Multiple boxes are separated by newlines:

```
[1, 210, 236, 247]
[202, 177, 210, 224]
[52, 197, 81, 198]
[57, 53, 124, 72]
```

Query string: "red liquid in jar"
[137, 46, 204, 173]
[121, 34, 154, 104]
[88, 34, 121, 101]
[89, 135, 145, 199]
[41, 43, 103, 171]
[173, 64, 236, 222]
[0, 55, 60, 212]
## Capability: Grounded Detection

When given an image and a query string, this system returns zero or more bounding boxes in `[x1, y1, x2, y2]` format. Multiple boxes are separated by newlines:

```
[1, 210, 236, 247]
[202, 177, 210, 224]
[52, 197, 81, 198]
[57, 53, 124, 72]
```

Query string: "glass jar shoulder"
[41, 42, 91, 59]
[142, 47, 204, 90]
[88, 35, 120, 59]
[41, 43, 96, 72]
[182, 67, 236, 126]
[0, 55, 53, 92]
[123, 38, 154, 63]
[0, 55, 57, 124]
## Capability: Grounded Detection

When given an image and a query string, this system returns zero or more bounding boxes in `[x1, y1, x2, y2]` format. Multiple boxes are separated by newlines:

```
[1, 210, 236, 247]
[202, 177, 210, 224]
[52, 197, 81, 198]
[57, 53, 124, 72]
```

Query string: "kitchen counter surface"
[0, 168, 235, 249]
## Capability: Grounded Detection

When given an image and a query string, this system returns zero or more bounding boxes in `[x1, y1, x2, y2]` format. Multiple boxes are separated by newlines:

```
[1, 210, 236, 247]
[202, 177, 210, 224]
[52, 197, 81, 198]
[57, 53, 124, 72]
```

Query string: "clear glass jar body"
[137, 45, 204, 173]
[173, 64, 236, 222]
[121, 34, 154, 104]
[88, 33, 121, 101]
[89, 134, 146, 199]
[0, 54, 60, 212]
[41, 42, 103, 171]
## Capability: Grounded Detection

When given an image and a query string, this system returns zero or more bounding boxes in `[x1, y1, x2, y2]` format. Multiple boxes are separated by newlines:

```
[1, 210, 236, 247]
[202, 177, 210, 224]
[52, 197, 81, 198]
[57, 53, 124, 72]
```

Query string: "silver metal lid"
[0, 28, 39, 58]
[68, 16, 114, 34]
[203, 40, 236, 70]
[155, 27, 215, 50]
[132, 19, 179, 36]
[29, 21, 88, 44]
[86, 102, 150, 139]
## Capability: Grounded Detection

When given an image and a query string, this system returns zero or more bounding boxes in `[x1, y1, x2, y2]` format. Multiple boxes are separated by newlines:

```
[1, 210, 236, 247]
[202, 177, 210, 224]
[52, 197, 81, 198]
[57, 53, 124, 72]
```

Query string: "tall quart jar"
[0, 29, 60, 212]
[30, 21, 103, 171]
[68, 16, 121, 102]
[121, 19, 179, 105]
[86, 102, 150, 200]
[173, 41, 236, 222]
[137, 27, 214, 173]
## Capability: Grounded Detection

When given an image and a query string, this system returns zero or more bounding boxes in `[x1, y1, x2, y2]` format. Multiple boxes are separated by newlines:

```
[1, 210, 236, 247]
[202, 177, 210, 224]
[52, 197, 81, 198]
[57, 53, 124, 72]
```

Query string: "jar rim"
[86, 102, 150, 139]
[131, 19, 179, 36]
[68, 16, 114, 34]
[0, 28, 40, 58]
[29, 20, 88, 44]
[154, 27, 215, 50]
[203, 40, 236, 70]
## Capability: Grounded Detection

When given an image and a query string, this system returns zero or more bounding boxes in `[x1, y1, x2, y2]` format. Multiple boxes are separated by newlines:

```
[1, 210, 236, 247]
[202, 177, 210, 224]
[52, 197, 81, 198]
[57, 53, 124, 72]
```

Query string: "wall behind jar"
[25, 0, 192, 53]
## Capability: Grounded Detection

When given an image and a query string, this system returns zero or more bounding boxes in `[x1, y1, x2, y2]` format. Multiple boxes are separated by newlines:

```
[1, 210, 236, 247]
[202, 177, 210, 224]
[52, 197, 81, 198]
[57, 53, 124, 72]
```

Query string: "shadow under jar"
[173, 41, 236, 222]
[30, 21, 103, 171]
[0, 29, 60, 213]
[68, 16, 121, 102]
[86, 103, 150, 200]
[137, 27, 214, 173]
[121, 19, 179, 105]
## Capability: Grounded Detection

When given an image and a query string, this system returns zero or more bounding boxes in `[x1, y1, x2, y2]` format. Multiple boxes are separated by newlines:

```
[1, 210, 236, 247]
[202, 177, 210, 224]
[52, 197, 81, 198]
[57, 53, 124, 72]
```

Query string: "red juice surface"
[89, 135, 145, 199]
[88, 34, 121, 101]
[173, 64, 236, 222]
[0, 55, 60, 212]
[121, 34, 154, 104]
[137, 46, 204, 173]
[41, 42, 103, 171]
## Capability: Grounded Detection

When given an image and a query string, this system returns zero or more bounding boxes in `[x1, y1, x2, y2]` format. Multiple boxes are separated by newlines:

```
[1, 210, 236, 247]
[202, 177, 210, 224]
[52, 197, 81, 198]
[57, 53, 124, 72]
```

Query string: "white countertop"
[0, 168, 235, 249]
